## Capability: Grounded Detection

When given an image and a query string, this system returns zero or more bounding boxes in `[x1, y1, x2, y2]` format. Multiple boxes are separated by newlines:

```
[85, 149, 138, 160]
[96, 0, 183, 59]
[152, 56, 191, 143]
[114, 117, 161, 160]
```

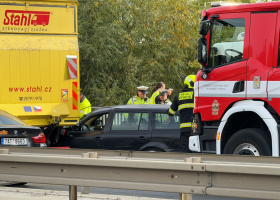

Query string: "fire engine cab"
[190, 1, 280, 157]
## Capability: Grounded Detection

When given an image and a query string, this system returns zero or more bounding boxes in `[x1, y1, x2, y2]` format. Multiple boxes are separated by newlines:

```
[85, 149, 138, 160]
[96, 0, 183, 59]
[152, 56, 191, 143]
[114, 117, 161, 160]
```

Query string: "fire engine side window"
[208, 18, 245, 68]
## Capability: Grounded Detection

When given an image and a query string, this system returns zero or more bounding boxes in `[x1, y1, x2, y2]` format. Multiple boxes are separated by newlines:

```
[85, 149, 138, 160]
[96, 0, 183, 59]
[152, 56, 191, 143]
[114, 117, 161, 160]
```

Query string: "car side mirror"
[94, 125, 104, 131]
[198, 38, 207, 66]
[199, 20, 211, 35]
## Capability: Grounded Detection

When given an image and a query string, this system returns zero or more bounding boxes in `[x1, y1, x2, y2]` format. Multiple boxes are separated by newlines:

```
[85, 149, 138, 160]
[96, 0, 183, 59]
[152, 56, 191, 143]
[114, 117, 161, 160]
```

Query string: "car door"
[103, 111, 152, 150]
[61, 112, 109, 149]
[151, 112, 180, 151]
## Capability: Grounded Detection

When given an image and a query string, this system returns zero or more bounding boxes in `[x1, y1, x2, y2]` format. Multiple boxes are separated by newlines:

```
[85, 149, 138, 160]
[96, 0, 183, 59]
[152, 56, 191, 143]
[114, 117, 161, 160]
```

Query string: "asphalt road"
[10, 183, 260, 200]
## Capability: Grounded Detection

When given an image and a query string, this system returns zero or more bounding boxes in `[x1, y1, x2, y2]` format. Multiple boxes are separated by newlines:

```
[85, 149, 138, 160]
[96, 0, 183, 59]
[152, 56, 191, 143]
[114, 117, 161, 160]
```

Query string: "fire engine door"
[247, 12, 277, 103]
[267, 10, 280, 116]
[197, 13, 250, 121]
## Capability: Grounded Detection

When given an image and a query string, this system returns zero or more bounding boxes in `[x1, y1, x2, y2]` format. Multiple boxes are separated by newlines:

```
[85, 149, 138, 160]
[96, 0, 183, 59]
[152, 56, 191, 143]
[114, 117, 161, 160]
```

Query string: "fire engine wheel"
[223, 128, 272, 156]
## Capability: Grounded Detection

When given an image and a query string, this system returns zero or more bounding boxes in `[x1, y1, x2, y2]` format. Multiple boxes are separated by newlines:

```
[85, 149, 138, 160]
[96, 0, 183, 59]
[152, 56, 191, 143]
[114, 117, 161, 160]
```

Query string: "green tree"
[78, 0, 253, 106]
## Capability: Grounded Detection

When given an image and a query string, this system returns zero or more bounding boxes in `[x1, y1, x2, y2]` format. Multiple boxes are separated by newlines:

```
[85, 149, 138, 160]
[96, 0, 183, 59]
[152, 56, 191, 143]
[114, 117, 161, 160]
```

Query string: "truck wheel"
[223, 128, 271, 156]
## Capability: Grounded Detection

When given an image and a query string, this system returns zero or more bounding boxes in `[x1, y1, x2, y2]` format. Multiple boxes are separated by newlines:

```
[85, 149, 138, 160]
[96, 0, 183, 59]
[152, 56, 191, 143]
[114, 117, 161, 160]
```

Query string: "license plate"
[1, 138, 27, 146]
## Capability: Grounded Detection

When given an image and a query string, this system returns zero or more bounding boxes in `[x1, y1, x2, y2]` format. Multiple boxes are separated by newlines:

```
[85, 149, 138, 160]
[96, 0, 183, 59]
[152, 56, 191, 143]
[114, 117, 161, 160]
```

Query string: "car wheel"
[223, 128, 271, 156]
[143, 148, 164, 152]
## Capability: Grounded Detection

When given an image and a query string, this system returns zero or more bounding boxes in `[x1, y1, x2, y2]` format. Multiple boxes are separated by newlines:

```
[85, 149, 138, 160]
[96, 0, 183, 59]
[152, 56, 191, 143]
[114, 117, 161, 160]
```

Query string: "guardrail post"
[81, 152, 98, 194]
[180, 157, 201, 200]
[69, 186, 77, 200]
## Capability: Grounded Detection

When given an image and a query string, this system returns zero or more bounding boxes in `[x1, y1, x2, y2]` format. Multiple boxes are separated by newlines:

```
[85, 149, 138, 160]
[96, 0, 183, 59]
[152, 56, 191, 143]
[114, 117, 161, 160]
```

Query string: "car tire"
[143, 148, 164, 152]
[223, 128, 271, 156]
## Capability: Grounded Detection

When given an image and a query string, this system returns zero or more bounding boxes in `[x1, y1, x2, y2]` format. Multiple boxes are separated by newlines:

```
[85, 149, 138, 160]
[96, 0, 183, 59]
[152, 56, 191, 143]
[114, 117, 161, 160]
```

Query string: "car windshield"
[208, 18, 245, 68]
[0, 110, 27, 125]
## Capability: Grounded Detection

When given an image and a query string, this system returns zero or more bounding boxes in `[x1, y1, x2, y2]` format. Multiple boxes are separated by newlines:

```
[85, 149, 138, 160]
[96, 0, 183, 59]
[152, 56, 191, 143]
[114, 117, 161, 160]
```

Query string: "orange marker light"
[0, 130, 7, 135]
[217, 132, 220, 140]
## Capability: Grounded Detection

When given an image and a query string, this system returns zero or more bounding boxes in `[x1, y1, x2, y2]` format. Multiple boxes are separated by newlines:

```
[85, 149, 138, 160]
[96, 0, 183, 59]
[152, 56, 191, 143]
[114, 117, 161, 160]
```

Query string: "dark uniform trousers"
[168, 86, 194, 153]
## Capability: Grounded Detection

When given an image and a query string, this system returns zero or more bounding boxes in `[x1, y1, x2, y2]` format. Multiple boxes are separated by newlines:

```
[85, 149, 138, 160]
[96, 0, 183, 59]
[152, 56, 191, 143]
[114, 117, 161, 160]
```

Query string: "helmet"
[184, 75, 196, 89]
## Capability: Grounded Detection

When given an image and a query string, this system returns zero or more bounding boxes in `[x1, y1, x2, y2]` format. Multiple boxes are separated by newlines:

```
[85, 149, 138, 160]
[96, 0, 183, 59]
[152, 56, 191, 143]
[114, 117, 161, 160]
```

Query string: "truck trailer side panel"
[0, 0, 80, 127]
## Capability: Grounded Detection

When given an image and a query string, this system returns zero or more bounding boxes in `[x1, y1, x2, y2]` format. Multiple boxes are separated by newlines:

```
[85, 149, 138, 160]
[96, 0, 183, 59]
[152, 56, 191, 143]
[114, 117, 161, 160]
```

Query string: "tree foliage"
[78, 0, 253, 106]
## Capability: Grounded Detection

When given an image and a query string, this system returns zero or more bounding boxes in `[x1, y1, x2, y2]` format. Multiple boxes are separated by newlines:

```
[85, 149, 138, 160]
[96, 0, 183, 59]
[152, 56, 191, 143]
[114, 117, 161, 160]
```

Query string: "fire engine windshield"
[208, 18, 245, 68]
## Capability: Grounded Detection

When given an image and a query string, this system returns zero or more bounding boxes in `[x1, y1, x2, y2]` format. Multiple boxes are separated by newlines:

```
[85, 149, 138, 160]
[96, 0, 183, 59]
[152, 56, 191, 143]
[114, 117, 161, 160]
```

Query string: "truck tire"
[223, 128, 271, 156]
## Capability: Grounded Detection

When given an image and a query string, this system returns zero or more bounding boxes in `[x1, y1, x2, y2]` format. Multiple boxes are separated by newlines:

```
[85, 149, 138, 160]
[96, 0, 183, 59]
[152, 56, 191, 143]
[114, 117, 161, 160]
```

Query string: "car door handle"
[138, 136, 147, 141]
[232, 80, 245, 93]
[95, 137, 103, 141]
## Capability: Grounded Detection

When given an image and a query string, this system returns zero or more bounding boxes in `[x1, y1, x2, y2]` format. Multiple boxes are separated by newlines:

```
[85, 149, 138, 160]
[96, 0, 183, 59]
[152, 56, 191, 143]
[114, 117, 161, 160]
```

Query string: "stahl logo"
[3, 10, 50, 26]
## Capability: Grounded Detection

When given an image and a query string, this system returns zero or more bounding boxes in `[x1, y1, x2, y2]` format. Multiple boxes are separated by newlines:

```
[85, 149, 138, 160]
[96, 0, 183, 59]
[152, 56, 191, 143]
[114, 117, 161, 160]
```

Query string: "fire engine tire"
[223, 128, 272, 156]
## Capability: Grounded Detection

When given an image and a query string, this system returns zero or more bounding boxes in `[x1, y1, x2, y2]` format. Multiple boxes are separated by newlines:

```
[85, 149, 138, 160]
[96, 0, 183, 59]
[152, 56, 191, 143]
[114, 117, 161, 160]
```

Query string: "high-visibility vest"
[161, 99, 172, 105]
[151, 90, 160, 104]
[127, 96, 151, 105]
[80, 96, 92, 118]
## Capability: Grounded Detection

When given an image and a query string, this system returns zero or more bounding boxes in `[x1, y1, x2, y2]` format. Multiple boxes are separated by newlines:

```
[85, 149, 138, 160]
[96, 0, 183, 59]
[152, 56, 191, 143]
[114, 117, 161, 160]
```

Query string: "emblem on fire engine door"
[212, 100, 219, 115]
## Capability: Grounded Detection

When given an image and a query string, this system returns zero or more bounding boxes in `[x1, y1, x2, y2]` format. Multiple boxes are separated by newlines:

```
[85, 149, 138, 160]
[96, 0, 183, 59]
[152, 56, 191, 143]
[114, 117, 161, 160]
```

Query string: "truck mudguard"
[216, 100, 279, 156]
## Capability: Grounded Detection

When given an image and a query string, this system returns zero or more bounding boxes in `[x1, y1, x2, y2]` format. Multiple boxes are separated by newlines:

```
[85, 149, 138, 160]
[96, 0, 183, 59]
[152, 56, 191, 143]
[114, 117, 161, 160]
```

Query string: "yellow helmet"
[184, 75, 196, 89]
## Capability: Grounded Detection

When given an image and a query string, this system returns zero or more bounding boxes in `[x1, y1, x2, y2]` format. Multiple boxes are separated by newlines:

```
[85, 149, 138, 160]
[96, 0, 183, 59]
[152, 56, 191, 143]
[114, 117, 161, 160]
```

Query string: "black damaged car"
[58, 105, 181, 152]
[0, 110, 46, 147]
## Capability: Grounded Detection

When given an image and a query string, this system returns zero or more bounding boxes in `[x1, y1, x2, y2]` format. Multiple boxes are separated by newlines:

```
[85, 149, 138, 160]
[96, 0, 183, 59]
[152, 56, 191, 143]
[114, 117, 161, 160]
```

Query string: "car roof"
[79, 105, 178, 124]
[98, 104, 170, 111]
[93, 104, 170, 114]
[207, 1, 280, 15]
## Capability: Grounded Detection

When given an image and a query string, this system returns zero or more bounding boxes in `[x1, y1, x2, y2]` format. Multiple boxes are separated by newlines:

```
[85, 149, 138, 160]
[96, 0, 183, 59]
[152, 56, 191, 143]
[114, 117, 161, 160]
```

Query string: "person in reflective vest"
[127, 86, 151, 105]
[80, 92, 92, 118]
[157, 89, 172, 105]
[151, 82, 173, 104]
[168, 75, 196, 152]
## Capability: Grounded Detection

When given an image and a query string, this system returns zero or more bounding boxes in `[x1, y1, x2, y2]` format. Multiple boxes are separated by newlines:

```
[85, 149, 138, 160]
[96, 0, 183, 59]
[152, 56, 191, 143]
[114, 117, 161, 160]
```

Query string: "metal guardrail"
[1, 147, 280, 200]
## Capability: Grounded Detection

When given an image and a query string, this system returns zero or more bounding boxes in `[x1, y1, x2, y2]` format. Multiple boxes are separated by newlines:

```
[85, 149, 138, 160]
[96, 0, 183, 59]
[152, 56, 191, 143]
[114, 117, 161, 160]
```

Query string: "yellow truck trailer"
[0, 0, 80, 145]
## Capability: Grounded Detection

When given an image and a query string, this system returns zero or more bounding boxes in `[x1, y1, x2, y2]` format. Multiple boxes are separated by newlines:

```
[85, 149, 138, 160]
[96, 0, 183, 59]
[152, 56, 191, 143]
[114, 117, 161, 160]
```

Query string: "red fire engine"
[190, 1, 280, 157]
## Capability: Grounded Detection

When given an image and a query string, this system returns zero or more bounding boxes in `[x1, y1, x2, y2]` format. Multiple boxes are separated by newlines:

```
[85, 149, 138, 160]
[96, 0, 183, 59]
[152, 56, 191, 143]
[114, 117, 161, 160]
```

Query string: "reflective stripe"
[169, 108, 176, 115]
[151, 91, 160, 104]
[180, 123, 192, 128]
[186, 76, 192, 83]
[131, 98, 134, 105]
[80, 110, 87, 114]
[178, 103, 194, 110]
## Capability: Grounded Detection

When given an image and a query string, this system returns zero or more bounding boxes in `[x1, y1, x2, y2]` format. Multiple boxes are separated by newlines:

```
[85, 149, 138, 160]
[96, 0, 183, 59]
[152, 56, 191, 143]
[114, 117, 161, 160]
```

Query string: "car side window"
[153, 113, 180, 130]
[83, 113, 109, 131]
[111, 112, 149, 131]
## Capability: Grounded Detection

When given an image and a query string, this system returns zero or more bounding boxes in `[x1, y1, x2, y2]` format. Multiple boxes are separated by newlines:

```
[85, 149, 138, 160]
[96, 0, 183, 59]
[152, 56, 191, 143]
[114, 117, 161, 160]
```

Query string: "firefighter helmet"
[184, 75, 196, 89]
